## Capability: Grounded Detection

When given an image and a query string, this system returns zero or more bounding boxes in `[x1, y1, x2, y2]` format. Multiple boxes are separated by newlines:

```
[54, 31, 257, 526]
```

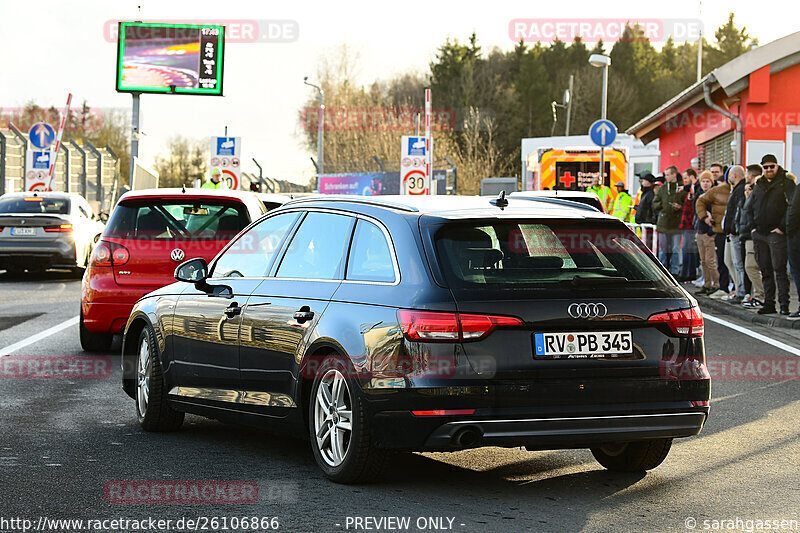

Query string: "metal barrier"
[626, 223, 659, 256]
[0, 126, 119, 211]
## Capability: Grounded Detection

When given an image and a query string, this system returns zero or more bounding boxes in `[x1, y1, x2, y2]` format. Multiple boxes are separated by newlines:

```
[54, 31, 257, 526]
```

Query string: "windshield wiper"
[570, 275, 629, 288]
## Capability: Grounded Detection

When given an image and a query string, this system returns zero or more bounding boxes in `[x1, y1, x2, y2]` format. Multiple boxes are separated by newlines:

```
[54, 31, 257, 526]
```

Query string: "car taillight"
[648, 306, 704, 337]
[90, 242, 129, 267]
[44, 224, 73, 232]
[397, 310, 523, 343]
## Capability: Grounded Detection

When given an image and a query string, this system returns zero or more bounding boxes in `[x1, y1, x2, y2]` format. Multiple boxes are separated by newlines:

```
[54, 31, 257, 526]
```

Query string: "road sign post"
[401, 136, 430, 195]
[209, 136, 241, 189]
[589, 119, 617, 188]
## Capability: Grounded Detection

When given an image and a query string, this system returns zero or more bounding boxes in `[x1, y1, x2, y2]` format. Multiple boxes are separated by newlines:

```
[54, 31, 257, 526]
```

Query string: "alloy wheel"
[313, 368, 353, 467]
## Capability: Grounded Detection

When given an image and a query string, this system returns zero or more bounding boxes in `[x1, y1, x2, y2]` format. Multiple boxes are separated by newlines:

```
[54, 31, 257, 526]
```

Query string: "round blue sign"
[28, 122, 56, 150]
[589, 119, 617, 147]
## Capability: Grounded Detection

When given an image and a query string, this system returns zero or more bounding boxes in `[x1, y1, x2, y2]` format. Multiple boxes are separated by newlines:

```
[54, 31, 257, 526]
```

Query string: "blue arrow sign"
[28, 122, 56, 150]
[589, 119, 617, 147]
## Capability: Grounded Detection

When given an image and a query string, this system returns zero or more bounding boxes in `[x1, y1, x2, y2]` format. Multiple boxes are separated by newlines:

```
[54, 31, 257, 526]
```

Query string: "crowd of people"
[621, 155, 799, 317]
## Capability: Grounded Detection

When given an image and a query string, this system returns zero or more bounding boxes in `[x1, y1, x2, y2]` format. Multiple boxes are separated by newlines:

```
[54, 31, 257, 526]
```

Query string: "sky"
[1, 0, 799, 185]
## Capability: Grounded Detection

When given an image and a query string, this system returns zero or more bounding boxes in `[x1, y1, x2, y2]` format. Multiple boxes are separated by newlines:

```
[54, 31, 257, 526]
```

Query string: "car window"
[0, 196, 69, 214]
[346, 219, 396, 283]
[434, 220, 671, 288]
[212, 211, 300, 278]
[104, 200, 250, 241]
[276, 212, 353, 280]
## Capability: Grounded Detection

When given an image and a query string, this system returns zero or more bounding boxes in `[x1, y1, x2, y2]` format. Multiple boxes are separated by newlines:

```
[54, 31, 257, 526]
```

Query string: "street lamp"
[589, 54, 611, 189]
[304, 76, 324, 191]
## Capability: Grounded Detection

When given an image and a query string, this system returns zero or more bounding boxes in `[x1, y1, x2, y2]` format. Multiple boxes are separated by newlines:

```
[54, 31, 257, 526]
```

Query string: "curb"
[689, 288, 800, 329]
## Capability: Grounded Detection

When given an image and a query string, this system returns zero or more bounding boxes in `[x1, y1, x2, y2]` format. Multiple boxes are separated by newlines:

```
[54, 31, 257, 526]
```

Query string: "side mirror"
[175, 258, 209, 284]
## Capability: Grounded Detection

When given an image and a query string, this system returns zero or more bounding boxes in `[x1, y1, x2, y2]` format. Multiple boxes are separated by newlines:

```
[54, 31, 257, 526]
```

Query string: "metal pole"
[70, 139, 87, 198]
[317, 91, 324, 183]
[60, 142, 70, 193]
[84, 140, 103, 204]
[373, 155, 385, 172]
[252, 157, 266, 192]
[599, 65, 608, 189]
[105, 144, 119, 206]
[0, 131, 6, 195]
[444, 156, 457, 195]
[128, 93, 140, 186]
[697, 30, 703, 82]
[565, 75, 574, 136]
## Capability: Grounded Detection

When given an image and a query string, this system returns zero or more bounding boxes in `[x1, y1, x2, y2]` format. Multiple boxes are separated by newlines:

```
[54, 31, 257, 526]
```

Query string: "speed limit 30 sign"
[401, 136, 431, 195]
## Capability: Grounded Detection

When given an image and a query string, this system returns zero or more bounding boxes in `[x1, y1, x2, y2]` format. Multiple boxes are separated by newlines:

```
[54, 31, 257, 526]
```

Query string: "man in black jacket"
[723, 166, 747, 303]
[744, 154, 795, 315]
[635, 173, 656, 224]
[786, 171, 800, 317]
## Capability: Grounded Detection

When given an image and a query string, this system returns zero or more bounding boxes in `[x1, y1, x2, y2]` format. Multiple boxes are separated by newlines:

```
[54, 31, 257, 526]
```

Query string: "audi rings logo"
[170, 248, 185, 262]
[568, 303, 608, 319]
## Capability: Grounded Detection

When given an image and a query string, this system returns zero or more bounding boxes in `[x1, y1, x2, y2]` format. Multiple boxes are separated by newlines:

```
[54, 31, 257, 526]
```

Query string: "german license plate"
[533, 331, 633, 359]
[11, 227, 35, 236]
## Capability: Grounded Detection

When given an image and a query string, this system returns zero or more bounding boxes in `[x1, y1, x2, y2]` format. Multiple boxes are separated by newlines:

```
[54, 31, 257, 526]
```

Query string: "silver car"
[0, 192, 105, 275]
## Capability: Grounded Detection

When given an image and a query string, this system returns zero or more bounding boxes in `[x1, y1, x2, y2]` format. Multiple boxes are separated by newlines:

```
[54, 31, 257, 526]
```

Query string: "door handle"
[293, 306, 314, 323]
[224, 303, 242, 318]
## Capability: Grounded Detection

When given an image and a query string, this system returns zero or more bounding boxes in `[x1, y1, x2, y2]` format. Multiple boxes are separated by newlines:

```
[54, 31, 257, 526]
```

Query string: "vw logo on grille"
[170, 248, 185, 262]
[568, 303, 608, 319]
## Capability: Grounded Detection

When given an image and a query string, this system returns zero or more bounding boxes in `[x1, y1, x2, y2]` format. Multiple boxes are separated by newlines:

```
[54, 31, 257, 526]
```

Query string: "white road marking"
[0, 316, 79, 356]
[704, 313, 800, 357]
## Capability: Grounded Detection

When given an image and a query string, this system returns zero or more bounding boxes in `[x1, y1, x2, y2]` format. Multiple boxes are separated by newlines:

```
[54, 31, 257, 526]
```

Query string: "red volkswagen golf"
[80, 188, 267, 351]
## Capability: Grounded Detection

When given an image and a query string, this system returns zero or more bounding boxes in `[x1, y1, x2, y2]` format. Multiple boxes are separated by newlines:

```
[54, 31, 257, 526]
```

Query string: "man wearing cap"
[652, 166, 687, 275]
[744, 154, 795, 315]
[634, 174, 656, 224]
[611, 181, 632, 221]
[202, 168, 227, 189]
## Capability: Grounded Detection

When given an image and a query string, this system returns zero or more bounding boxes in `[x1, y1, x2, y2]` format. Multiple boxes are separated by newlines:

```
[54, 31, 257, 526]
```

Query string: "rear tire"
[591, 438, 673, 472]
[308, 355, 387, 483]
[135, 325, 184, 432]
[79, 310, 112, 353]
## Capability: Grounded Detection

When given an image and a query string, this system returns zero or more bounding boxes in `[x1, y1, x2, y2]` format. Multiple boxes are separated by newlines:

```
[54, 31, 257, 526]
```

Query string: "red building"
[627, 31, 800, 175]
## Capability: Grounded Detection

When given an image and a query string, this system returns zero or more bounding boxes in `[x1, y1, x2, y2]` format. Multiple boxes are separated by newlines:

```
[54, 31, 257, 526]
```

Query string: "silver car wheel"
[137, 336, 151, 418]
[313, 368, 353, 467]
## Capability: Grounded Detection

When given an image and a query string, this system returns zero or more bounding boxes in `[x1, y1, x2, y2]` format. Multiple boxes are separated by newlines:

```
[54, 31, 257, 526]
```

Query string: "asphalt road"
[1, 270, 799, 533]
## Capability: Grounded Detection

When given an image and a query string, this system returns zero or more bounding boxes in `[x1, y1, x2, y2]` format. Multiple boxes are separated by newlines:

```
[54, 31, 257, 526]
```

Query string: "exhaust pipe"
[452, 426, 482, 448]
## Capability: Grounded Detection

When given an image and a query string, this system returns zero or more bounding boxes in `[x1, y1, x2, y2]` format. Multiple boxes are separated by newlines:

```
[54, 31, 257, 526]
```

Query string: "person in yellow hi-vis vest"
[587, 174, 613, 213]
[611, 181, 633, 221]
[202, 168, 228, 189]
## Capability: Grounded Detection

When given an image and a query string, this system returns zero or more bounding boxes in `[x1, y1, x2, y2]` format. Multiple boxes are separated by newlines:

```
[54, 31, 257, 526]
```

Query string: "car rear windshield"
[104, 200, 250, 241]
[0, 196, 69, 214]
[434, 219, 671, 289]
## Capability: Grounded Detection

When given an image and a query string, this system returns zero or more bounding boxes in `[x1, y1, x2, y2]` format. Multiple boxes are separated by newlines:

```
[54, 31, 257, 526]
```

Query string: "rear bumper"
[371, 406, 708, 451]
[0, 240, 76, 268]
[82, 267, 158, 334]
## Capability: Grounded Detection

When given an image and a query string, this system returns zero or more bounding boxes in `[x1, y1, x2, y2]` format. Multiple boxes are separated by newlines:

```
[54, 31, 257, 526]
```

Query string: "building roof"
[626, 31, 800, 143]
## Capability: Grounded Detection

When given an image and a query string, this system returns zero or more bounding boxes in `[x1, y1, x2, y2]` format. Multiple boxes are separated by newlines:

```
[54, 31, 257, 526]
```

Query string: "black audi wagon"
[122, 194, 710, 483]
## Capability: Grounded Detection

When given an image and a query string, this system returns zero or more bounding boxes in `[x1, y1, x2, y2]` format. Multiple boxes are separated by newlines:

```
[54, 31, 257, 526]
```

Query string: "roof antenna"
[493, 190, 508, 210]
[181, 184, 186, 193]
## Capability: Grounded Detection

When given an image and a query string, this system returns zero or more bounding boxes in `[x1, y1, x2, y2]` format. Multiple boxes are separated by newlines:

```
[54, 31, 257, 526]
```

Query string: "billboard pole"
[128, 93, 140, 186]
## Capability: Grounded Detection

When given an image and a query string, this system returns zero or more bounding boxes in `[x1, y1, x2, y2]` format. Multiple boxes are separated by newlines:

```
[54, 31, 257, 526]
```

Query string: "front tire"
[308, 355, 386, 483]
[591, 438, 673, 472]
[79, 309, 112, 352]
[136, 325, 184, 432]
